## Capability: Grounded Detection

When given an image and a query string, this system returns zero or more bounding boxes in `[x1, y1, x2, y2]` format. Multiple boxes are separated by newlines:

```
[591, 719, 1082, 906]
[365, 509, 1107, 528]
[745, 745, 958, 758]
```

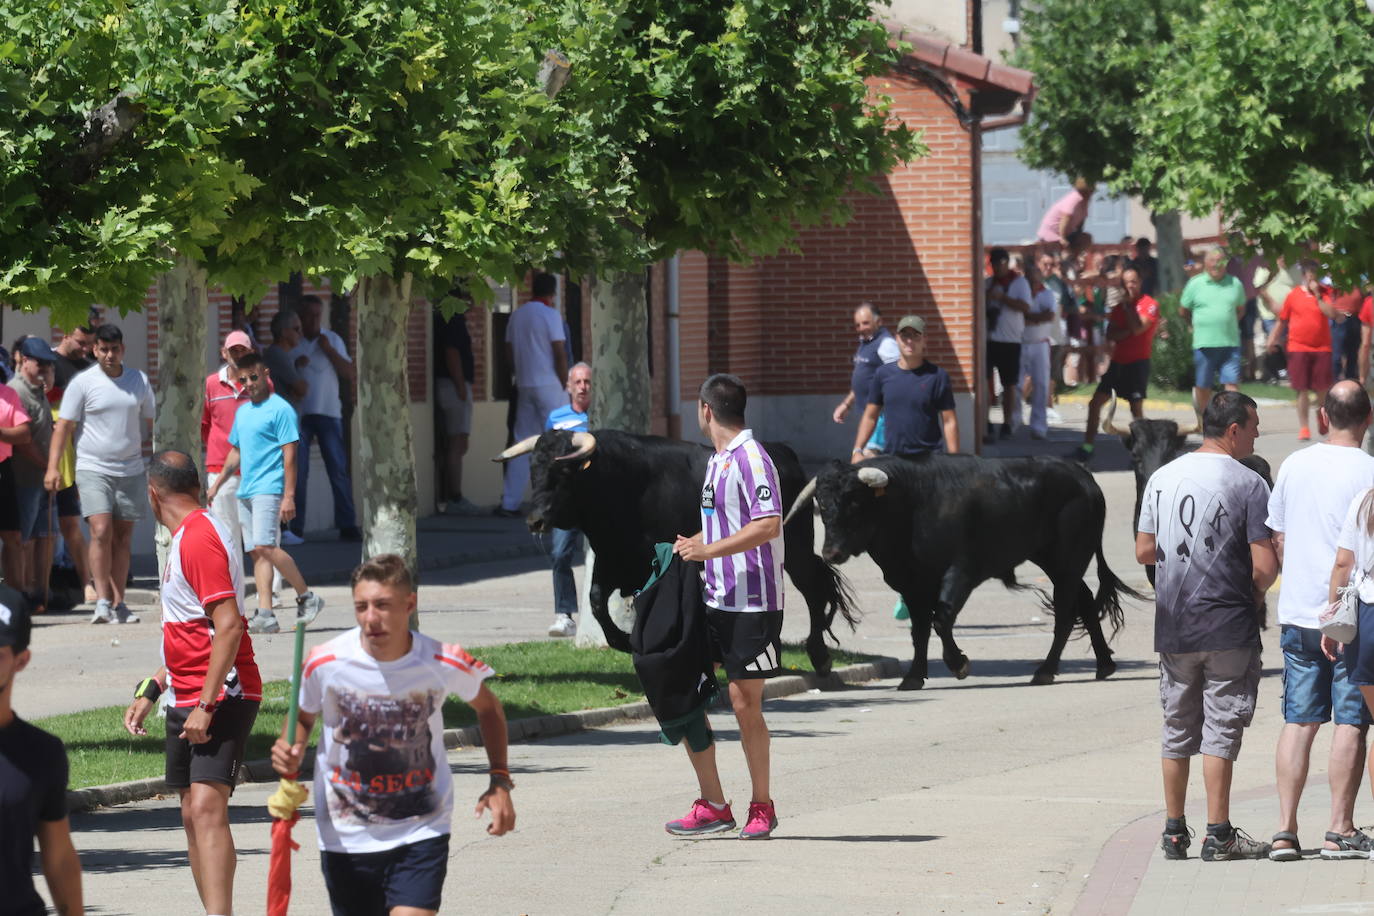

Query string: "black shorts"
[1096, 359, 1151, 402]
[55, 484, 81, 519]
[707, 609, 784, 680]
[986, 341, 1022, 388]
[0, 459, 19, 532]
[164, 698, 259, 791]
[321, 834, 450, 916]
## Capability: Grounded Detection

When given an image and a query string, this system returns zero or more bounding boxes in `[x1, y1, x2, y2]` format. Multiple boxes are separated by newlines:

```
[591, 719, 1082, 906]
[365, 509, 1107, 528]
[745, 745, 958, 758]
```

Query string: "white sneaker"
[90, 598, 115, 625]
[248, 613, 281, 634]
[1046, 407, 1064, 425]
[281, 530, 305, 546]
[114, 602, 141, 624]
[548, 615, 576, 637]
[296, 591, 325, 626]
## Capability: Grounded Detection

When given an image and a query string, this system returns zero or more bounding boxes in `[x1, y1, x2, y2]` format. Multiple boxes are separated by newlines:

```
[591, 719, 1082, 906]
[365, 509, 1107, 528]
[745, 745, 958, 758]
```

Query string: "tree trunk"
[353, 273, 419, 620]
[1152, 209, 1186, 295]
[586, 269, 651, 433]
[574, 268, 652, 648]
[153, 253, 208, 574]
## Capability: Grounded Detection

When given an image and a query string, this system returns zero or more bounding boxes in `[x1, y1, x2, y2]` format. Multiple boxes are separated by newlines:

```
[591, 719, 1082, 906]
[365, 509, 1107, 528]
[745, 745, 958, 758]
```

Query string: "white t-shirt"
[1337, 492, 1374, 603]
[505, 300, 566, 389]
[58, 364, 155, 476]
[1023, 287, 1058, 344]
[989, 275, 1032, 343]
[288, 329, 351, 418]
[875, 336, 900, 364]
[1267, 443, 1374, 628]
[300, 628, 493, 854]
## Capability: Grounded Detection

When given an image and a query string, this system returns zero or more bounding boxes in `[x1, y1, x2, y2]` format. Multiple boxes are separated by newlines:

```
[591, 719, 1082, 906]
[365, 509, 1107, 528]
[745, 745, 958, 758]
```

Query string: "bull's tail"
[1093, 546, 1145, 639]
[820, 560, 861, 639]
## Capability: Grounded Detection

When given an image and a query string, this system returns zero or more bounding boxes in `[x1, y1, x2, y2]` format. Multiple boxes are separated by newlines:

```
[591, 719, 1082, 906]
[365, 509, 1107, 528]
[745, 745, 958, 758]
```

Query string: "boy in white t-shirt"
[271, 555, 515, 916]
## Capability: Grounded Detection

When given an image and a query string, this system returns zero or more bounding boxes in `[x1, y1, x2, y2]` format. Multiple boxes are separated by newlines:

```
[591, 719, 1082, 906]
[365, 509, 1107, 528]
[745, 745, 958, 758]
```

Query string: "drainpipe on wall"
[666, 254, 682, 439]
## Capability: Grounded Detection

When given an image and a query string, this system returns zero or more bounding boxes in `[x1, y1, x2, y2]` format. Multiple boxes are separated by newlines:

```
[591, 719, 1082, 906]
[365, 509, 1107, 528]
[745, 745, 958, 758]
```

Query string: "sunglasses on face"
[242, 373, 262, 382]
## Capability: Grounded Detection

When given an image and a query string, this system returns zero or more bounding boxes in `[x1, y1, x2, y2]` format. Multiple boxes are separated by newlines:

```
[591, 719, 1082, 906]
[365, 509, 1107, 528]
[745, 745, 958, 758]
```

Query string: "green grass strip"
[39, 640, 880, 789]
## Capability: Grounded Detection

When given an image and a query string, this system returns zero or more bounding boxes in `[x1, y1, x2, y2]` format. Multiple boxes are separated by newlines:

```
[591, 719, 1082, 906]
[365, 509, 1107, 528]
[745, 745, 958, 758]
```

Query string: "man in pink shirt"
[1037, 178, 1095, 246]
[0, 384, 32, 588]
[202, 331, 257, 560]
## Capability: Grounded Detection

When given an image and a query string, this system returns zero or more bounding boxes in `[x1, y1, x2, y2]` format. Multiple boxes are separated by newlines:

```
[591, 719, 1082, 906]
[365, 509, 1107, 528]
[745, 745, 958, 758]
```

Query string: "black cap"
[19, 337, 56, 363]
[0, 584, 31, 653]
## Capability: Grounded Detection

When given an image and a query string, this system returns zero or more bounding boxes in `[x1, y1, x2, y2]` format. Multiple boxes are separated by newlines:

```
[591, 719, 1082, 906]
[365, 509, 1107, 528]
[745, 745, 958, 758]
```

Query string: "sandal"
[1268, 831, 1301, 862]
[1321, 829, 1373, 860]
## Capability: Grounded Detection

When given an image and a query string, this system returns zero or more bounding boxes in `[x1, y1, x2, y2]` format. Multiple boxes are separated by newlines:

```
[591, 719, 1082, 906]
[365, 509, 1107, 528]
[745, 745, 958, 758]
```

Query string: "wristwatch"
[196, 699, 220, 714]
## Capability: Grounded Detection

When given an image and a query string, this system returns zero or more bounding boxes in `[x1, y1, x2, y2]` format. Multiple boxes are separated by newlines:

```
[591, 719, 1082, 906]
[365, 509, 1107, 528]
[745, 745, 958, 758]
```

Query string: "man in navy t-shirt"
[851, 316, 959, 460]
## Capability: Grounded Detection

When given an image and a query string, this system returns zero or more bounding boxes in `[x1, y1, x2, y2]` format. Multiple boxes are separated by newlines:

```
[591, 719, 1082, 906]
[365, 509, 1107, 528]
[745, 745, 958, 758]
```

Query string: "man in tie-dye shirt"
[668, 373, 785, 841]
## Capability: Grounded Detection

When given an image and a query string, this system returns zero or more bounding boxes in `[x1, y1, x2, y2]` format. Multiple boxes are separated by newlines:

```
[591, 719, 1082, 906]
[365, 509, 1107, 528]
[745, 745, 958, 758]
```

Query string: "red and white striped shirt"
[160, 509, 260, 707]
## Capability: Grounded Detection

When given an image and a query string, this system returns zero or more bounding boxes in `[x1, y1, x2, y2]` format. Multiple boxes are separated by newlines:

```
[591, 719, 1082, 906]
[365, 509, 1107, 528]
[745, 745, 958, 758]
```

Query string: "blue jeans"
[1332, 316, 1361, 381]
[291, 414, 357, 535]
[550, 527, 581, 617]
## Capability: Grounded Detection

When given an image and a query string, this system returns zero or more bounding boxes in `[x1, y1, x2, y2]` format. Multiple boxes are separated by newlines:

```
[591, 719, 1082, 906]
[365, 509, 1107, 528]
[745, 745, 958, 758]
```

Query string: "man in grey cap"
[9, 337, 58, 605]
[0, 586, 84, 914]
[851, 315, 959, 460]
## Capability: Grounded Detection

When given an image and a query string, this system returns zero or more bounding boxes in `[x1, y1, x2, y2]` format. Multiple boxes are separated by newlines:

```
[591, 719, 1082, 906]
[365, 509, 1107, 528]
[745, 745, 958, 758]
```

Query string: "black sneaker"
[1201, 826, 1270, 861]
[1161, 824, 1194, 860]
[493, 507, 523, 519]
[984, 423, 998, 444]
[999, 423, 1013, 440]
[1070, 445, 1093, 465]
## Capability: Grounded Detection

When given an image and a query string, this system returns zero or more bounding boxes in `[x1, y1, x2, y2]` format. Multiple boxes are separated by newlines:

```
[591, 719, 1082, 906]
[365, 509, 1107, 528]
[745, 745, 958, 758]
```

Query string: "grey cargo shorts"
[1159, 646, 1262, 761]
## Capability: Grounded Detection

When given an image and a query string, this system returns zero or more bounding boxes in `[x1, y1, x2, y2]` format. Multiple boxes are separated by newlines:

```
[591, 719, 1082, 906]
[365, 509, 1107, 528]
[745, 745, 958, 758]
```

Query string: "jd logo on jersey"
[755, 484, 772, 502]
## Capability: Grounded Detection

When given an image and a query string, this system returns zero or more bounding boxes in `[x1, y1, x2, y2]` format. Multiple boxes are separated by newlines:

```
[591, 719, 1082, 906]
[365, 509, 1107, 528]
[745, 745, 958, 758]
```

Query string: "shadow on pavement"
[76, 846, 268, 874]
[74, 804, 278, 833]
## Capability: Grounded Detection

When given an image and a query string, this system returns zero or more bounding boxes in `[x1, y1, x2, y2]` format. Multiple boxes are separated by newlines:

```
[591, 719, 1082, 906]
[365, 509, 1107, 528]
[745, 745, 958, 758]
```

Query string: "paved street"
[25, 397, 1374, 914]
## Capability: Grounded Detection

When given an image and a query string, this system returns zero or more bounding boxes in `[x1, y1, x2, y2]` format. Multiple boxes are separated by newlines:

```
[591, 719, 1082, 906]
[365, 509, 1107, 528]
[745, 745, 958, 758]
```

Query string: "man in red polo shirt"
[1073, 266, 1160, 463]
[202, 330, 257, 560]
[1267, 259, 1334, 440]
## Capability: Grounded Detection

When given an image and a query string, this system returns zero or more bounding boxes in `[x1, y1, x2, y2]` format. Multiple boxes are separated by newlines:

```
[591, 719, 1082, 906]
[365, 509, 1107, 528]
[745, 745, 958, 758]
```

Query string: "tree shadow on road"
[74, 845, 269, 874]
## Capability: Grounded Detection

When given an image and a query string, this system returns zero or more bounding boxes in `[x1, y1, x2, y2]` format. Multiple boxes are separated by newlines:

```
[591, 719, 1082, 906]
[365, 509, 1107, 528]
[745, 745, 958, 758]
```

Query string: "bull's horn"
[1175, 412, 1202, 436]
[1101, 397, 1132, 437]
[492, 435, 540, 463]
[782, 477, 818, 525]
[554, 431, 597, 462]
[857, 467, 889, 489]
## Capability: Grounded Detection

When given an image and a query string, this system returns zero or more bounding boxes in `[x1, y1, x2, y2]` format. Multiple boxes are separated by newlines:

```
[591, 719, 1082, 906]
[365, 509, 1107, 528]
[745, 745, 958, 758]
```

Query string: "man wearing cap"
[9, 339, 58, 605]
[0, 586, 84, 916]
[202, 330, 259, 562]
[851, 315, 959, 461]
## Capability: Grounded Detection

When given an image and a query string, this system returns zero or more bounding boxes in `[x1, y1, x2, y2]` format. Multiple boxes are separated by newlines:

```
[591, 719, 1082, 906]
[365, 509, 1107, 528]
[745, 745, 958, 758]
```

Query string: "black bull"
[495, 429, 859, 675]
[787, 453, 1144, 690]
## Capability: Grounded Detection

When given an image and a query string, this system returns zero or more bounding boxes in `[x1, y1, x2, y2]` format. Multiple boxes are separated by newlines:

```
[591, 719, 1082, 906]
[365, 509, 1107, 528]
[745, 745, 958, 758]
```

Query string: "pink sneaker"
[665, 798, 735, 836]
[740, 801, 778, 839]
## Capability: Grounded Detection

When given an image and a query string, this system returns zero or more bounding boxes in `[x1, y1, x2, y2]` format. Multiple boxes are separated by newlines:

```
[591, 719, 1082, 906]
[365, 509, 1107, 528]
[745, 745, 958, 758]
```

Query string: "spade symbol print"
[1176, 541, 1191, 560]
[1204, 535, 1215, 551]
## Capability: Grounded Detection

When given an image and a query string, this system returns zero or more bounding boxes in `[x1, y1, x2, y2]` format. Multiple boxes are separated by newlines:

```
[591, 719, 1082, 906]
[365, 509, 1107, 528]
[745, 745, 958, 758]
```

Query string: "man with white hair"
[544, 362, 591, 637]
[1181, 248, 1247, 415]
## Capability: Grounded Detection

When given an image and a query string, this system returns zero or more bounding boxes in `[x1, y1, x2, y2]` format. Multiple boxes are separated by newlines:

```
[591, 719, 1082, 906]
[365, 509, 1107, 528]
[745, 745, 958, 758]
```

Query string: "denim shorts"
[237, 493, 282, 550]
[1280, 624, 1372, 725]
[1193, 346, 1242, 388]
[15, 485, 54, 539]
[1342, 600, 1374, 688]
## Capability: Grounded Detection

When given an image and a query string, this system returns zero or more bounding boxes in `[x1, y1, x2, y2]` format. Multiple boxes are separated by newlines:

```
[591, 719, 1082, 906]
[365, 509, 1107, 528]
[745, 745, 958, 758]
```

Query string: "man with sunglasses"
[207, 352, 324, 634]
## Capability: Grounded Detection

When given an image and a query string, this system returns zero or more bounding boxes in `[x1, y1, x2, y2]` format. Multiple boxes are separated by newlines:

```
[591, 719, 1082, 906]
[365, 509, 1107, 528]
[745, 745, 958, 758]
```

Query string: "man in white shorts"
[207, 352, 323, 634]
[45, 324, 153, 624]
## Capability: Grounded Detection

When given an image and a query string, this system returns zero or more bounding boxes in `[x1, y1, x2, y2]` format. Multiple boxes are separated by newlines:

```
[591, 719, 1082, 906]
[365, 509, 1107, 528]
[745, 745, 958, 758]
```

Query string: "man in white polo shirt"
[45, 324, 153, 625]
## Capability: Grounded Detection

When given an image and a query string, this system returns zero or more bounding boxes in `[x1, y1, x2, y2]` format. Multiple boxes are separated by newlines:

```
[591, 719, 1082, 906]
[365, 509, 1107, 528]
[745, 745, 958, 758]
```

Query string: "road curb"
[68, 656, 905, 813]
[308, 539, 549, 587]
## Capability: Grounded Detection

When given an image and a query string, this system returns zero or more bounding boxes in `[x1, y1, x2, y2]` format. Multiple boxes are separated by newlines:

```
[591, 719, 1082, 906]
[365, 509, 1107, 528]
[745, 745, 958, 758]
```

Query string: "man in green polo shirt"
[1181, 248, 1246, 416]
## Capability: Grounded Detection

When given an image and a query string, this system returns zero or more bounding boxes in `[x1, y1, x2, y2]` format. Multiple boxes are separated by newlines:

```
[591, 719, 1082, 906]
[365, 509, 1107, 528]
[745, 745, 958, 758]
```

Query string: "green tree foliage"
[1130, 0, 1374, 280]
[1013, 0, 1181, 187]
[0, 0, 256, 325]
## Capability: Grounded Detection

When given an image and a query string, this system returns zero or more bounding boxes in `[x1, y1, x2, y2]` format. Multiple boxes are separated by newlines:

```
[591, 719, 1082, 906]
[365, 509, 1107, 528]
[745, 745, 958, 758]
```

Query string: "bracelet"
[134, 677, 162, 702]
[196, 698, 220, 714]
[852, 449, 865, 454]
[489, 769, 514, 791]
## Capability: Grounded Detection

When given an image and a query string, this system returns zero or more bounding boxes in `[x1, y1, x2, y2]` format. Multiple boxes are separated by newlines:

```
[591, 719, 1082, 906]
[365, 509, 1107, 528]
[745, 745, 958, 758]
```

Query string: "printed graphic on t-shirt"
[323, 687, 441, 824]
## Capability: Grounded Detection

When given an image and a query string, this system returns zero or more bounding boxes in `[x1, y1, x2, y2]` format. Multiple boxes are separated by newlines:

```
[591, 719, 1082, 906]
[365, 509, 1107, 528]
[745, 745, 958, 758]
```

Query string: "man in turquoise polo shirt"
[1181, 248, 1247, 415]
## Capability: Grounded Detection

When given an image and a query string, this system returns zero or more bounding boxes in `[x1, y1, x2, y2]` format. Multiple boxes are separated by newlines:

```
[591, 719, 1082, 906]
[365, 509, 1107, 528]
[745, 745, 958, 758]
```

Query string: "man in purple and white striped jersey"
[666, 374, 784, 841]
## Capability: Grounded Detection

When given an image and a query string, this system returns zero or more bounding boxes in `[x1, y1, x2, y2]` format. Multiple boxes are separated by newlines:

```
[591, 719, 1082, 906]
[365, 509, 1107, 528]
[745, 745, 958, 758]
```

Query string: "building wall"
[670, 68, 980, 459]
